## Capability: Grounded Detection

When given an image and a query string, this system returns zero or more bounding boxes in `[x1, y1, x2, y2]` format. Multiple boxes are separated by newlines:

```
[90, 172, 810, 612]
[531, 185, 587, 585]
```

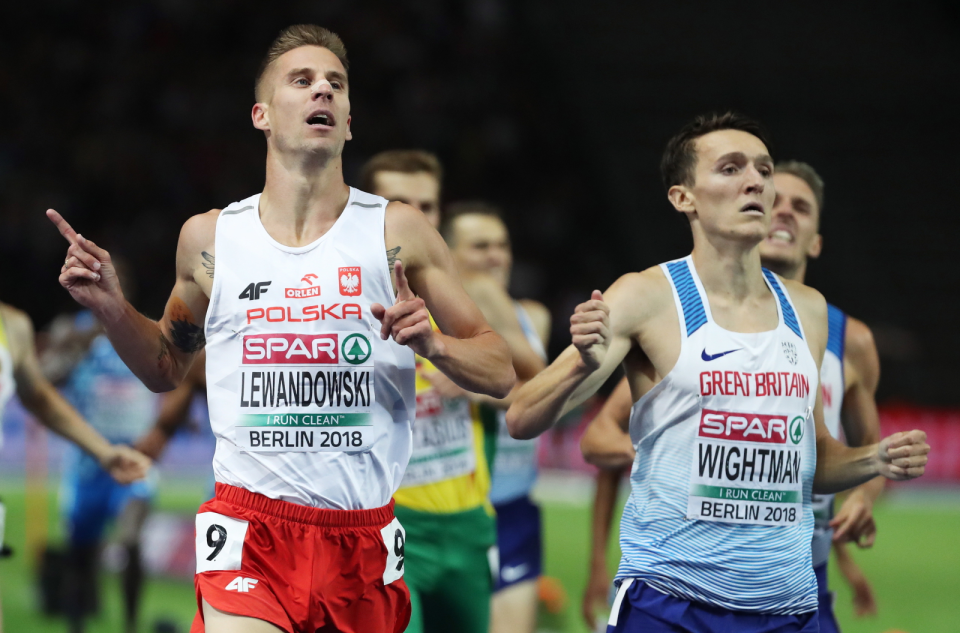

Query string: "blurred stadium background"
[1, 1, 959, 632]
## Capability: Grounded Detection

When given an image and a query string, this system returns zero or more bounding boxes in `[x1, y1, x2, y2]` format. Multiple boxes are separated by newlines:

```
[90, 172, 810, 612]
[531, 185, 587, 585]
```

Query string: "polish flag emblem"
[339, 267, 361, 296]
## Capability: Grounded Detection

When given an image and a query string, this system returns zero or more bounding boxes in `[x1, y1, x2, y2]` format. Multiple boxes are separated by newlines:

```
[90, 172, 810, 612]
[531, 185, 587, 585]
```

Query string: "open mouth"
[768, 229, 794, 243]
[740, 202, 764, 215]
[306, 111, 334, 127]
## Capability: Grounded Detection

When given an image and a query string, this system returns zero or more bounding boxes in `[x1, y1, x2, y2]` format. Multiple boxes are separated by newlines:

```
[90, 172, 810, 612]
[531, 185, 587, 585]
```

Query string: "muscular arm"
[581, 377, 635, 468]
[840, 318, 885, 500]
[381, 203, 514, 398]
[506, 271, 662, 440]
[4, 305, 149, 481]
[48, 209, 216, 392]
[461, 274, 545, 381]
[135, 351, 207, 460]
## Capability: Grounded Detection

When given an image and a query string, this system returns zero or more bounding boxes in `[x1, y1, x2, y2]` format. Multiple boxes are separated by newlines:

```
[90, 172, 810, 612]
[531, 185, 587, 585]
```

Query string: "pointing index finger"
[46, 209, 79, 245]
[395, 260, 414, 301]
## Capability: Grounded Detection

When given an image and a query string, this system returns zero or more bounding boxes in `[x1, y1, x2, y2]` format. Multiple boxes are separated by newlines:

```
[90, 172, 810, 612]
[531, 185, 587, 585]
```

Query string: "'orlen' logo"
[339, 267, 361, 296]
[242, 334, 338, 364]
[286, 273, 321, 299]
[341, 333, 372, 364]
[698, 409, 790, 444]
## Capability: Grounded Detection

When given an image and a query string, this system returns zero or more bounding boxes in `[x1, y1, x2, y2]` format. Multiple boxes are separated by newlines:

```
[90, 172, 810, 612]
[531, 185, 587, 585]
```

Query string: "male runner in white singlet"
[47, 25, 514, 633]
[507, 113, 928, 633]
[579, 161, 884, 632]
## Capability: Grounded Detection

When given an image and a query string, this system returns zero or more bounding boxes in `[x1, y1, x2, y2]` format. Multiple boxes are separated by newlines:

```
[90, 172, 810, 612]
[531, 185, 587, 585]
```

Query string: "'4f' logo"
[239, 281, 272, 301]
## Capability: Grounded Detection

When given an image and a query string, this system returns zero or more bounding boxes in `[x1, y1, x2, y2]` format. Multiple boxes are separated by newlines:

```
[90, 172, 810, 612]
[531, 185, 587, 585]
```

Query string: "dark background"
[1, 0, 957, 404]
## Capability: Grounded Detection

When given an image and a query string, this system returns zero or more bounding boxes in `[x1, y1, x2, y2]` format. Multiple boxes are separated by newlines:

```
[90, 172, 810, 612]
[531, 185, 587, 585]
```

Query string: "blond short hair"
[776, 160, 825, 213]
[255, 25, 349, 102]
[359, 150, 443, 192]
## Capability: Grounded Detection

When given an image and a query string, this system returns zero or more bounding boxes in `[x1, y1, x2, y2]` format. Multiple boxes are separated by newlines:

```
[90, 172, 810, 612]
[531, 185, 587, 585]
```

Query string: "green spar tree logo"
[342, 333, 372, 365]
[789, 416, 805, 444]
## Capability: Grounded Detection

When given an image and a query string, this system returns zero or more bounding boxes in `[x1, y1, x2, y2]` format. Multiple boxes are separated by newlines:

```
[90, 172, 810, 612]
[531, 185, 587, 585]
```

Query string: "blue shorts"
[493, 495, 541, 591]
[815, 563, 839, 633]
[607, 579, 819, 633]
[61, 457, 155, 546]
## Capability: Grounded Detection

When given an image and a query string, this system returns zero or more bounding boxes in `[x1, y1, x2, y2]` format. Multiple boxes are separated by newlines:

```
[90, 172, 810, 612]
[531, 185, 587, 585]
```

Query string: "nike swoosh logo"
[701, 348, 742, 361]
[501, 564, 529, 583]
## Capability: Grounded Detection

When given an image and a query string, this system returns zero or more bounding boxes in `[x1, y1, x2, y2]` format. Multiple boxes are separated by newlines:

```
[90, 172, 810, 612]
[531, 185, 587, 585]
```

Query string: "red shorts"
[190, 484, 410, 633]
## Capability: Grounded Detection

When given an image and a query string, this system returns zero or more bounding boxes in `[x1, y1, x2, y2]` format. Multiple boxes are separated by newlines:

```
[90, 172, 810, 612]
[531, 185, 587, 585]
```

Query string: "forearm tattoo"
[201, 251, 215, 278]
[167, 297, 206, 353]
[169, 318, 205, 353]
[386, 246, 401, 274]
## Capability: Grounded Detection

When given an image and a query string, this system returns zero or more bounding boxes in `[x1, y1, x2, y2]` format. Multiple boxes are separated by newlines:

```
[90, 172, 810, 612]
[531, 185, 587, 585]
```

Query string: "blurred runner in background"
[0, 296, 149, 633]
[41, 258, 159, 633]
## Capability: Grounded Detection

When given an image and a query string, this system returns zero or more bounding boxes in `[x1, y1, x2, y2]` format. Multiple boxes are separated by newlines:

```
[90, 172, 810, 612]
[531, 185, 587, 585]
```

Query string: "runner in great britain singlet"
[193, 188, 416, 633]
[609, 256, 819, 631]
[490, 302, 547, 591]
[811, 304, 847, 633]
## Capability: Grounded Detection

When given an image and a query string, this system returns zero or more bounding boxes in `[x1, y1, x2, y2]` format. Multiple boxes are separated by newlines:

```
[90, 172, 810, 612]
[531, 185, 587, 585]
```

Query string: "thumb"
[592, 289, 604, 302]
[371, 303, 386, 321]
[395, 260, 414, 301]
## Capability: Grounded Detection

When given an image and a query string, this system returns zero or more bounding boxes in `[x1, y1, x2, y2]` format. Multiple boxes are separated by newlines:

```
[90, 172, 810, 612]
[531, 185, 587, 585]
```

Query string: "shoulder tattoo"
[386, 246, 401, 274]
[201, 251, 215, 279]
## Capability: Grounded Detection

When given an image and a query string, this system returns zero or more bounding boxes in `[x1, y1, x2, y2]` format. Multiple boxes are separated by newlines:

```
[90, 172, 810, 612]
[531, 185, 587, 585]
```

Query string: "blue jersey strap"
[762, 268, 803, 339]
[665, 259, 707, 336]
[826, 304, 847, 360]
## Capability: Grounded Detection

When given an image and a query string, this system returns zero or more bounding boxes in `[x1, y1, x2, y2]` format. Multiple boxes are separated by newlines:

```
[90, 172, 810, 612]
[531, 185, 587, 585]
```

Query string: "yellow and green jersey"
[0, 307, 17, 426]
[393, 316, 497, 515]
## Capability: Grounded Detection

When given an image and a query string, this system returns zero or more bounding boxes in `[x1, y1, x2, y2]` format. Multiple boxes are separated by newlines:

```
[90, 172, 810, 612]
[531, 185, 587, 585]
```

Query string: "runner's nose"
[312, 79, 333, 100]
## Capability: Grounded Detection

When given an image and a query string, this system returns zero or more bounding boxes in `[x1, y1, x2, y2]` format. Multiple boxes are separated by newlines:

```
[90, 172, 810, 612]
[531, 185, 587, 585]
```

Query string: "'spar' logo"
[242, 334, 338, 364]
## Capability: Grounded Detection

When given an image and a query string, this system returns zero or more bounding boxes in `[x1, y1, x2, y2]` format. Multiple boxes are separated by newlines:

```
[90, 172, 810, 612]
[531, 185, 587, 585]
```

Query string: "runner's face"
[685, 130, 775, 242]
[450, 214, 512, 288]
[255, 46, 352, 156]
[759, 173, 822, 270]
[371, 172, 441, 228]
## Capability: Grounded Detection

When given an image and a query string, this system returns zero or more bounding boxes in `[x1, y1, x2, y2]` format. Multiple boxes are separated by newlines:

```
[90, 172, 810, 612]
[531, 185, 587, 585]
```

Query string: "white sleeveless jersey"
[616, 256, 819, 614]
[489, 302, 547, 505]
[811, 304, 847, 568]
[204, 188, 416, 509]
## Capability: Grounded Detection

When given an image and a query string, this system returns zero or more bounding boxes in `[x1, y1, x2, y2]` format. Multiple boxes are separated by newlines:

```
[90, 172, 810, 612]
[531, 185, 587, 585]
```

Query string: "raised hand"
[570, 290, 611, 372]
[371, 261, 441, 358]
[100, 445, 152, 484]
[46, 209, 125, 316]
[876, 430, 929, 480]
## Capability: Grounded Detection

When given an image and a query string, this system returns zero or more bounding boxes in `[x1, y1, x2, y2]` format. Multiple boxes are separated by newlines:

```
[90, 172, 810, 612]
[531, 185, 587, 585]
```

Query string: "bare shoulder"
[384, 200, 434, 241]
[178, 209, 220, 253]
[0, 302, 35, 362]
[843, 316, 879, 380]
[607, 266, 672, 315]
[844, 316, 877, 356]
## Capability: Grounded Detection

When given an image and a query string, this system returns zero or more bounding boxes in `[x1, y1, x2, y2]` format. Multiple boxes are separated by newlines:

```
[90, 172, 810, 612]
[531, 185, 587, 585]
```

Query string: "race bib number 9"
[235, 332, 375, 452]
[196, 512, 249, 573]
[686, 409, 807, 526]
